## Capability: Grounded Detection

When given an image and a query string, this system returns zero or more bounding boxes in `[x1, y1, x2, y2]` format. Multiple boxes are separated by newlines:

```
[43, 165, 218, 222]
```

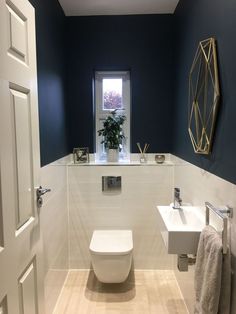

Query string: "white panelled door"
[0, 0, 45, 313]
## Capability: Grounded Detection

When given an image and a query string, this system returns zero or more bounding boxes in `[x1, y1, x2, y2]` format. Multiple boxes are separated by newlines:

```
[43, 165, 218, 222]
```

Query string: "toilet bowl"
[89, 230, 133, 283]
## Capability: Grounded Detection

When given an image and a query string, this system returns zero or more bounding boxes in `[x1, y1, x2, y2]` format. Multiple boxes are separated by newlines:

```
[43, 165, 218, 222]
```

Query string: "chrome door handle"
[37, 186, 51, 208]
[37, 186, 51, 197]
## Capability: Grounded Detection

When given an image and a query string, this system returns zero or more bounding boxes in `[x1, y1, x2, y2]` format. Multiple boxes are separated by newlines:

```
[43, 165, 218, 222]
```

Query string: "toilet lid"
[89, 230, 133, 255]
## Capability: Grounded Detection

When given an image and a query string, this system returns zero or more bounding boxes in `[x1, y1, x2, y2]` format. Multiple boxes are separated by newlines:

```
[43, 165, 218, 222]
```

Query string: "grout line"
[66, 268, 190, 273]
[69, 268, 92, 272]
[172, 270, 190, 314]
[52, 271, 70, 314]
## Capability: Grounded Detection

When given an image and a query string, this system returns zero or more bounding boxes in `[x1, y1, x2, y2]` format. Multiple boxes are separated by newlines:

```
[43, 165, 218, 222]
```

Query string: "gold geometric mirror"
[188, 38, 220, 154]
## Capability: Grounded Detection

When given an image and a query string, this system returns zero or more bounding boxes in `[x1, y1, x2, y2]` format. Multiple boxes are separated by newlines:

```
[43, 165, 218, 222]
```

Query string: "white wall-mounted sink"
[157, 205, 205, 254]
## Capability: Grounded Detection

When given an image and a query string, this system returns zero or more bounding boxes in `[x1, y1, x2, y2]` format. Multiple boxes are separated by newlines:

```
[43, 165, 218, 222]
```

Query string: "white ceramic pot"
[107, 149, 119, 162]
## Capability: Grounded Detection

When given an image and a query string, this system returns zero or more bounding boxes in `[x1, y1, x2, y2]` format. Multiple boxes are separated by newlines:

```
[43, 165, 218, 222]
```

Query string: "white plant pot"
[107, 149, 119, 162]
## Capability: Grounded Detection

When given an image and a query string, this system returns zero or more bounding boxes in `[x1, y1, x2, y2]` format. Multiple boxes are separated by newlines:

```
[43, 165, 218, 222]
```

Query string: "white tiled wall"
[40, 154, 236, 314]
[68, 164, 174, 269]
[40, 159, 69, 314]
[173, 155, 236, 314]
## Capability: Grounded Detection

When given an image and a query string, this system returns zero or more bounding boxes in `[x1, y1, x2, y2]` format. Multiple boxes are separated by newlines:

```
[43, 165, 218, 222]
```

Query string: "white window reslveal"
[95, 71, 130, 161]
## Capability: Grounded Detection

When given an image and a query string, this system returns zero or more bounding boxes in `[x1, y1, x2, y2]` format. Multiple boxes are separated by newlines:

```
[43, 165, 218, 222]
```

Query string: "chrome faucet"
[173, 187, 182, 209]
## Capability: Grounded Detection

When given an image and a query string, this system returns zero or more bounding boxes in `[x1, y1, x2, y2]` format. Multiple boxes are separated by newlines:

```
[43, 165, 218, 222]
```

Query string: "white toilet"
[89, 230, 133, 283]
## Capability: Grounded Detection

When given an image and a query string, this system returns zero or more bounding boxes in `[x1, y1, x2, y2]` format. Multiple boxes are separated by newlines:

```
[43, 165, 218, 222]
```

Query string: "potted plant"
[98, 110, 126, 162]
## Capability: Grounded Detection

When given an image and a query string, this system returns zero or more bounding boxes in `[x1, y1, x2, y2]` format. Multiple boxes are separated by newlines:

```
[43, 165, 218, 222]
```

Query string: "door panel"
[0, 296, 8, 314]
[6, 2, 28, 63]
[0, 0, 44, 312]
[0, 0, 34, 86]
[19, 260, 38, 314]
[10, 88, 33, 229]
[0, 170, 4, 249]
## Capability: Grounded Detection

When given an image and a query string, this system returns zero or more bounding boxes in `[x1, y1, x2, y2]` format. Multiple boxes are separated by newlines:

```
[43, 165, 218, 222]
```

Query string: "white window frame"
[95, 71, 130, 161]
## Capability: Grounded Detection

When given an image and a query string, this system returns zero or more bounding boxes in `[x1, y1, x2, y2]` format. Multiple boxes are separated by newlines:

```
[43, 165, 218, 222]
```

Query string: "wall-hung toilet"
[89, 230, 133, 283]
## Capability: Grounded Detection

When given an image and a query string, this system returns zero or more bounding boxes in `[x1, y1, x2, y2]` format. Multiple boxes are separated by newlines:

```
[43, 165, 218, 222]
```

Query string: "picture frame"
[73, 147, 90, 164]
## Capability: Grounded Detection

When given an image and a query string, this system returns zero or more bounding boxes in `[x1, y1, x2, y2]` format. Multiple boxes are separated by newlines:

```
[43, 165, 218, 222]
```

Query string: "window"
[95, 71, 130, 161]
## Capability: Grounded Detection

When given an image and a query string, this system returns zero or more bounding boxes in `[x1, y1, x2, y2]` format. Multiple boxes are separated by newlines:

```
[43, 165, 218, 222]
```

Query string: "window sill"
[68, 154, 173, 166]
[68, 161, 173, 166]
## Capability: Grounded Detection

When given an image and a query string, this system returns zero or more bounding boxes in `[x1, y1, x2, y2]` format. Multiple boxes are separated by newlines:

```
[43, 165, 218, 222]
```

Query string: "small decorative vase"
[140, 153, 147, 163]
[107, 149, 119, 162]
[155, 154, 165, 164]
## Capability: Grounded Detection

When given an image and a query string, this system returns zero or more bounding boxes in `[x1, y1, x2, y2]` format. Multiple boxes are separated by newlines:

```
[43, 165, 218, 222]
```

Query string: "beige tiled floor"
[53, 270, 188, 314]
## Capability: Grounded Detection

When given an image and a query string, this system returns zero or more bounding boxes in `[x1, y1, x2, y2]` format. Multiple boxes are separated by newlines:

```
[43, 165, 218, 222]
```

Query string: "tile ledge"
[67, 160, 174, 166]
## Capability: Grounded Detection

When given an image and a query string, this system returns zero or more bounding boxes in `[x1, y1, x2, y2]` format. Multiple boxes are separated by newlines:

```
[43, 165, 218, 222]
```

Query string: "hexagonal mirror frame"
[188, 37, 220, 154]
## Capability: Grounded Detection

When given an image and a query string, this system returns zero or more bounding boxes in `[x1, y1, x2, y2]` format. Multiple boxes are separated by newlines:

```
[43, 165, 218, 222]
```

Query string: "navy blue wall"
[173, 0, 236, 184]
[65, 15, 174, 153]
[29, 0, 69, 166]
[29, 0, 236, 183]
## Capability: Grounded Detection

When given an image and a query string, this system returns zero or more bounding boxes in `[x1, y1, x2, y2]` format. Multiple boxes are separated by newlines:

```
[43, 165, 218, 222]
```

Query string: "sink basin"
[157, 205, 205, 254]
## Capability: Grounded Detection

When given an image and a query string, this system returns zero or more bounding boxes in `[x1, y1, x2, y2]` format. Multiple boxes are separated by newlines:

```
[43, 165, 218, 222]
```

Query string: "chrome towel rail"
[205, 202, 233, 254]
